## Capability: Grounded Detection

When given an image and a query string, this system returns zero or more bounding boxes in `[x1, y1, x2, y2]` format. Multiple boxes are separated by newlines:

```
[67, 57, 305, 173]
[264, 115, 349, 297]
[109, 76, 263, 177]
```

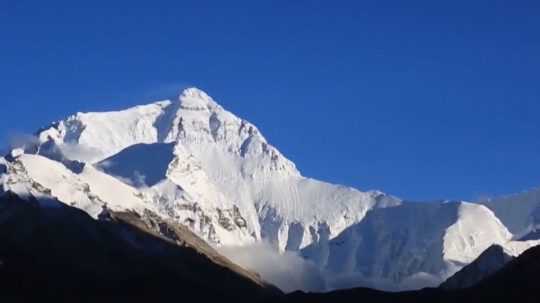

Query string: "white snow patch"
[10, 148, 24, 159]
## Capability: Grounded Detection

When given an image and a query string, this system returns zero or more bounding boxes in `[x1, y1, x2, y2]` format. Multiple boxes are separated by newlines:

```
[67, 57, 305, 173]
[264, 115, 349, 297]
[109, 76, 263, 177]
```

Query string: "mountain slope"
[0, 191, 279, 301]
[16, 87, 401, 250]
[481, 188, 540, 238]
[286, 244, 540, 303]
[467, 243, 540, 301]
[439, 244, 514, 290]
[302, 201, 527, 291]
[2, 152, 153, 217]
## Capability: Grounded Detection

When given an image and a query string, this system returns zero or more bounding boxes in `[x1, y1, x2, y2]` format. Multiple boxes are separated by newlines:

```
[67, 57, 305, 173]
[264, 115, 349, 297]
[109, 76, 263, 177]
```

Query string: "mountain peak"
[178, 87, 217, 111]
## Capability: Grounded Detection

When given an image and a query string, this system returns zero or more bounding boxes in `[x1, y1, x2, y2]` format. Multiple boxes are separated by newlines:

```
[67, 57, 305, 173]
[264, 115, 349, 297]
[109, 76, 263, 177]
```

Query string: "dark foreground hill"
[0, 192, 281, 302]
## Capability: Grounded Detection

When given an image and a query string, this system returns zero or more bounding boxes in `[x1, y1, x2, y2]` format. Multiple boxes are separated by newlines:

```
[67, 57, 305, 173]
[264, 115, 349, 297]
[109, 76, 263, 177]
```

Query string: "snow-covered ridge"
[2, 153, 152, 216]
[37, 101, 169, 163]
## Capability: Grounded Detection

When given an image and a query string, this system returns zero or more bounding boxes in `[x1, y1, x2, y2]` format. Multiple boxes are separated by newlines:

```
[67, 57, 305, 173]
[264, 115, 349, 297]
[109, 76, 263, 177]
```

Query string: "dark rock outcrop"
[440, 244, 514, 290]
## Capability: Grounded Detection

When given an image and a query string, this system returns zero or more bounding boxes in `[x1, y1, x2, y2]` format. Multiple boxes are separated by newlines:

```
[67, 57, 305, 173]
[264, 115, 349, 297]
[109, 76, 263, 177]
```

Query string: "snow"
[481, 188, 540, 236]
[304, 201, 519, 291]
[10, 148, 24, 159]
[502, 239, 540, 256]
[441, 239, 540, 290]
[439, 244, 514, 290]
[443, 202, 512, 265]
[4, 154, 152, 217]
[38, 101, 170, 163]
[30, 87, 401, 250]
[3, 86, 540, 292]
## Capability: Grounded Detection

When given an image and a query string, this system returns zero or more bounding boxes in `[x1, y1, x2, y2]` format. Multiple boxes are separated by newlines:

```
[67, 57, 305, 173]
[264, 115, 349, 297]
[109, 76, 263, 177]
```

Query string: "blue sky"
[1, 1, 539, 201]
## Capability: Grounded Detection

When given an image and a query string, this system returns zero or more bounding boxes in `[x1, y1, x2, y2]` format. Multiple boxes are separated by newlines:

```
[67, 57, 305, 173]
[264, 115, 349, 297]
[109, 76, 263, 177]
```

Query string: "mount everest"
[1, 87, 540, 292]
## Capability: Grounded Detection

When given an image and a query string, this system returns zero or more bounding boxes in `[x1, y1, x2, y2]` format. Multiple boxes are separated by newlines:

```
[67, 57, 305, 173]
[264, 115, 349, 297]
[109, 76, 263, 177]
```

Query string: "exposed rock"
[440, 244, 514, 290]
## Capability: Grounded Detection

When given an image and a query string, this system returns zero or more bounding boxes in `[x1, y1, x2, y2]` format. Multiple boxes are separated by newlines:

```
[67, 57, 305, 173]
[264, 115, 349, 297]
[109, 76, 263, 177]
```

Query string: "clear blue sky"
[2, 1, 539, 201]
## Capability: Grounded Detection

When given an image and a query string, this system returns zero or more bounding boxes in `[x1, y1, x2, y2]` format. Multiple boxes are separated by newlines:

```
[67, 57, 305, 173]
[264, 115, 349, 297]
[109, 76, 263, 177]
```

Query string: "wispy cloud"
[6, 132, 39, 150]
[57, 143, 104, 163]
[132, 170, 148, 188]
[218, 242, 446, 293]
[218, 242, 325, 293]
[94, 161, 148, 189]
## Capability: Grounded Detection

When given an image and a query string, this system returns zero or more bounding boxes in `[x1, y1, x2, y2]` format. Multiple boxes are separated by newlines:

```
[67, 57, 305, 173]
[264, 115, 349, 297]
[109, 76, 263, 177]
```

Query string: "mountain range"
[1, 87, 540, 297]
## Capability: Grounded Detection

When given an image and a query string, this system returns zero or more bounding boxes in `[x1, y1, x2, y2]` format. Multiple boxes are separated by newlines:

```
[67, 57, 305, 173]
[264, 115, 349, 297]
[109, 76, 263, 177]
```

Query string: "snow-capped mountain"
[1, 88, 400, 250]
[1, 87, 539, 292]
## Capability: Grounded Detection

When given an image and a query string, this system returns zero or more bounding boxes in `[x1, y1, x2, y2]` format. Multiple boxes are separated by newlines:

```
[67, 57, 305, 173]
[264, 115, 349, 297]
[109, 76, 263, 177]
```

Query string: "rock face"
[0, 191, 280, 301]
[440, 245, 514, 290]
